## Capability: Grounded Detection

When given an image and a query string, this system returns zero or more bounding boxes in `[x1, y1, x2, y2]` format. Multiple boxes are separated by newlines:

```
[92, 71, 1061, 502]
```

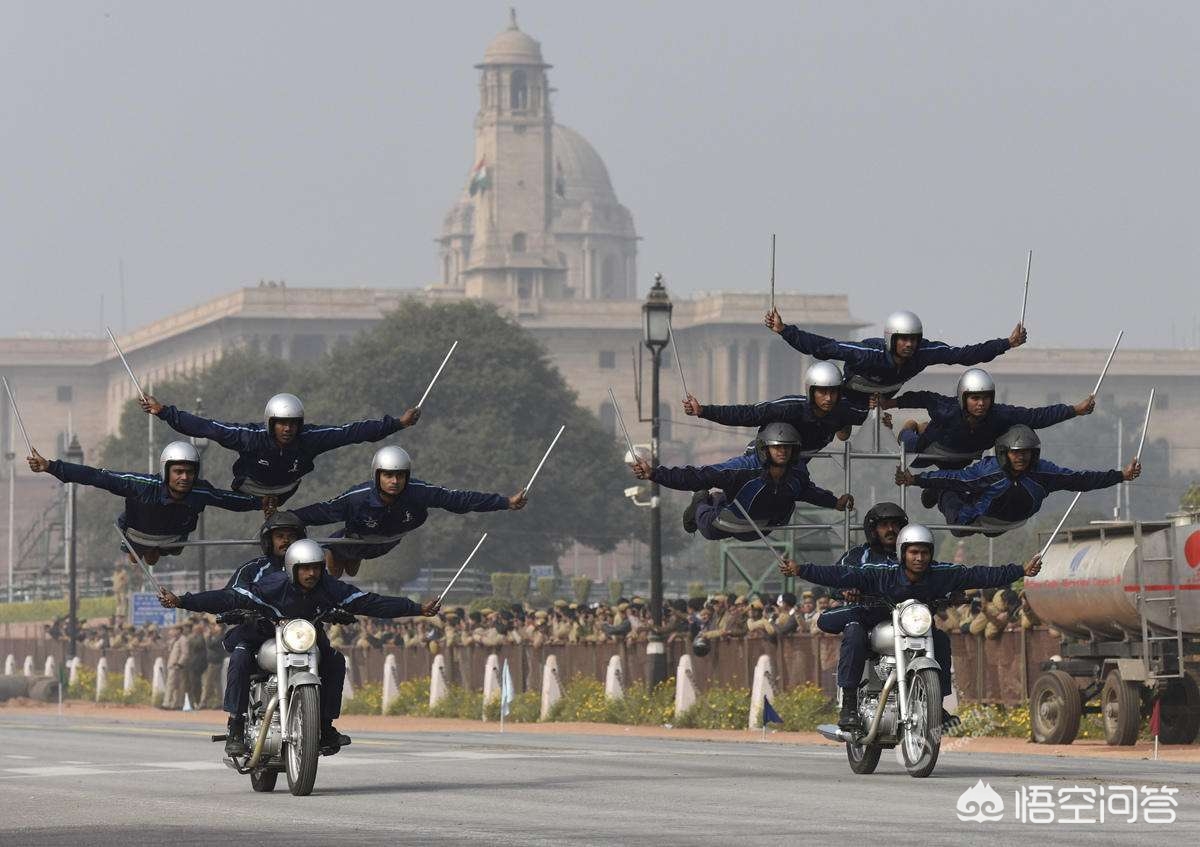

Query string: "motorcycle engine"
[246, 711, 283, 758]
[858, 693, 898, 740]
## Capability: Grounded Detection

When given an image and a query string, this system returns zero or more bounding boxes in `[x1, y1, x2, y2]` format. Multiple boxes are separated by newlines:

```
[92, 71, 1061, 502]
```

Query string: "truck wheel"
[1030, 670, 1081, 744]
[1101, 670, 1141, 746]
[1158, 672, 1200, 745]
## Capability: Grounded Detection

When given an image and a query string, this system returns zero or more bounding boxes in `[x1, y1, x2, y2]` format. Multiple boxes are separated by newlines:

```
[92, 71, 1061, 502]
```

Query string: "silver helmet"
[956, 368, 996, 412]
[804, 361, 843, 403]
[883, 310, 923, 354]
[896, 523, 935, 561]
[264, 393, 304, 431]
[754, 422, 802, 467]
[282, 538, 326, 584]
[372, 445, 412, 481]
[159, 441, 200, 480]
[995, 424, 1041, 472]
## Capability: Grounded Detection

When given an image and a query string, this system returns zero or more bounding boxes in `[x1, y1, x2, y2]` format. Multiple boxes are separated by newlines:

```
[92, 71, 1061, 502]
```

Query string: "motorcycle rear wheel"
[285, 686, 321, 796]
[846, 740, 882, 774]
[901, 668, 942, 778]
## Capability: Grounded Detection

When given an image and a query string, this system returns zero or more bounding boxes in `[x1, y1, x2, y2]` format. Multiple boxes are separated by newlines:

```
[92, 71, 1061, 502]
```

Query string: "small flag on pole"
[763, 696, 783, 726]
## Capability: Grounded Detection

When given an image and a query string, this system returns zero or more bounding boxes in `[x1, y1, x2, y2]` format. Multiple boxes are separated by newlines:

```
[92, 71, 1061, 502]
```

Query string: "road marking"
[3, 755, 34, 760]
[3, 765, 130, 777]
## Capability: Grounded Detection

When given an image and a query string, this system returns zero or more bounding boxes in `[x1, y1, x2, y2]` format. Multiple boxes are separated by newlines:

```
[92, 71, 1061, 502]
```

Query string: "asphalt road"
[0, 714, 1197, 846]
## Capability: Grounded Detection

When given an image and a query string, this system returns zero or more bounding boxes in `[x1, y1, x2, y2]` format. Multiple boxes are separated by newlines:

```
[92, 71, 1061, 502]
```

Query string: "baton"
[608, 388, 638, 461]
[524, 425, 565, 496]
[416, 340, 458, 409]
[114, 523, 164, 593]
[668, 323, 689, 399]
[769, 233, 776, 313]
[1020, 250, 1032, 327]
[1037, 491, 1083, 560]
[731, 499, 788, 568]
[1134, 389, 1155, 462]
[1, 377, 34, 454]
[1092, 331, 1123, 397]
[438, 532, 487, 601]
[105, 327, 147, 404]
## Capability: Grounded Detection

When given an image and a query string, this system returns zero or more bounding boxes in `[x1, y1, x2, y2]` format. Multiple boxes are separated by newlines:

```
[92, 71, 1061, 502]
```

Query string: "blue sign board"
[130, 592, 178, 627]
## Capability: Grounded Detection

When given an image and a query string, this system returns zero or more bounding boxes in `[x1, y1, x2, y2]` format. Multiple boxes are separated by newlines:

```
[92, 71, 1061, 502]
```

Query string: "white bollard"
[95, 657, 109, 702]
[3, 655, 14, 676]
[429, 654, 450, 709]
[381, 654, 399, 715]
[674, 655, 699, 721]
[67, 656, 81, 687]
[22, 656, 34, 678]
[481, 653, 501, 719]
[151, 656, 166, 701]
[604, 654, 625, 701]
[43, 656, 57, 679]
[539, 654, 562, 720]
[748, 654, 775, 730]
[123, 657, 137, 695]
[341, 657, 355, 704]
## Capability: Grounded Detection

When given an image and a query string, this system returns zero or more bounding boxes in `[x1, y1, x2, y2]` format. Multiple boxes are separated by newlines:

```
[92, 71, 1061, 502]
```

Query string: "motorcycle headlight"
[281, 619, 317, 652]
[898, 602, 932, 637]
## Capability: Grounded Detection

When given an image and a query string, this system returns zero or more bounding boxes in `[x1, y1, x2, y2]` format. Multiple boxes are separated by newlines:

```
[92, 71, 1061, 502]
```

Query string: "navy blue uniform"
[652, 460, 838, 541]
[912, 457, 1123, 532]
[777, 326, 1012, 408]
[176, 571, 424, 721]
[698, 395, 868, 457]
[219, 554, 284, 702]
[293, 478, 509, 560]
[815, 543, 898, 634]
[892, 391, 1077, 469]
[798, 560, 1023, 691]
[154, 405, 408, 502]
[45, 459, 261, 556]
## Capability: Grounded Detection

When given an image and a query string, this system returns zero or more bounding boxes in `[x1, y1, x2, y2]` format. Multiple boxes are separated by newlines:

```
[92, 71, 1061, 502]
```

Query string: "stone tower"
[438, 12, 638, 302]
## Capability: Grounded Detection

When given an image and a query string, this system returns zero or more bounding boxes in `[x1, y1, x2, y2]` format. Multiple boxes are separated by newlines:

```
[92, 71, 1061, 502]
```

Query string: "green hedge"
[0, 596, 116, 624]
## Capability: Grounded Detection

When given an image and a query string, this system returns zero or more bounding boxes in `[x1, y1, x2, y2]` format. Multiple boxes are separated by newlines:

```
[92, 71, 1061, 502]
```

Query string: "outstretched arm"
[1039, 460, 1132, 493]
[946, 560, 1031, 592]
[917, 332, 1018, 367]
[160, 587, 249, 614]
[789, 562, 873, 591]
[31, 452, 156, 498]
[898, 461, 995, 493]
[412, 481, 514, 513]
[699, 397, 806, 428]
[776, 323, 887, 370]
[194, 484, 266, 514]
[292, 487, 364, 526]
[303, 412, 419, 455]
[996, 401, 1080, 430]
[632, 461, 741, 492]
[144, 399, 256, 451]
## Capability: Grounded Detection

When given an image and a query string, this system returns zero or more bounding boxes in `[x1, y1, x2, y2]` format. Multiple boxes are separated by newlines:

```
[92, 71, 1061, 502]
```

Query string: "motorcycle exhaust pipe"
[244, 694, 280, 770]
[860, 671, 897, 746]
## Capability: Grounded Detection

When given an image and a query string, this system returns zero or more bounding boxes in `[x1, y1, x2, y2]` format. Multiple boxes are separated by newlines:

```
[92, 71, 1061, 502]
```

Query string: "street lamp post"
[64, 435, 83, 660]
[190, 398, 209, 591]
[642, 273, 672, 690]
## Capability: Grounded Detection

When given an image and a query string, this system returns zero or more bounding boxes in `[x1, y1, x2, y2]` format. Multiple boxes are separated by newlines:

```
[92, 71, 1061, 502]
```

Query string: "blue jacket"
[177, 570, 423, 621]
[699, 395, 868, 454]
[292, 478, 509, 539]
[223, 555, 282, 591]
[893, 391, 1076, 461]
[778, 326, 1011, 406]
[155, 405, 406, 493]
[836, 543, 897, 568]
[797, 560, 1024, 605]
[46, 459, 261, 538]
[913, 457, 1123, 524]
[652, 460, 838, 527]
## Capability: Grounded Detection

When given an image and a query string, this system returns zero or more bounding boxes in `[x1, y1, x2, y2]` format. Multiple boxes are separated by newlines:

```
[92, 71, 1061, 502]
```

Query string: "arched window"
[510, 70, 528, 110]
[512, 232, 527, 253]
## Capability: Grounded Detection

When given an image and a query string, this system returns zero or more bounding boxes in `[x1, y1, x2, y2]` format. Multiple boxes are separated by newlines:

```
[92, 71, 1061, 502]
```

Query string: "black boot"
[224, 716, 247, 757]
[941, 708, 961, 731]
[920, 488, 938, 509]
[682, 490, 709, 534]
[838, 687, 863, 733]
[320, 723, 351, 752]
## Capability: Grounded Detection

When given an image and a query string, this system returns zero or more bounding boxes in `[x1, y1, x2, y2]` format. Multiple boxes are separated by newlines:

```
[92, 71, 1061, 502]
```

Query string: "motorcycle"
[817, 597, 945, 778]
[211, 608, 355, 796]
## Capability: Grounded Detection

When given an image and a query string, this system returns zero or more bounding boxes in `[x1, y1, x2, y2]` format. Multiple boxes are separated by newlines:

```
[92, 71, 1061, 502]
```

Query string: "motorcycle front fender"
[286, 672, 321, 691]
[905, 656, 941, 678]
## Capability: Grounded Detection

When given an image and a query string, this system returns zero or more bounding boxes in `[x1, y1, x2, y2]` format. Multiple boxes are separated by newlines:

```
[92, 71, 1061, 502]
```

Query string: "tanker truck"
[1024, 512, 1200, 746]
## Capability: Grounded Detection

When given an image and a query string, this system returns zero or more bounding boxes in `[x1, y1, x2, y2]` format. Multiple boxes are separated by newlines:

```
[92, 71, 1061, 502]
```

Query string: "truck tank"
[1024, 519, 1200, 640]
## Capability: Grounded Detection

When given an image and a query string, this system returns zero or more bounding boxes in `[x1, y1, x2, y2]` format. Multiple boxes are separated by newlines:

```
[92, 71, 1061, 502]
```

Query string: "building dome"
[553, 125, 616, 204]
[480, 14, 547, 67]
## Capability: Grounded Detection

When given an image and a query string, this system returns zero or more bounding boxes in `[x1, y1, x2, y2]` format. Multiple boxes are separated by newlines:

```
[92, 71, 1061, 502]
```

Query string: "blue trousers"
[224, 628, 346, 723]
[897, 430, 973, 470]
[695, 494, 766, 543]
[817, 604, 951, 693]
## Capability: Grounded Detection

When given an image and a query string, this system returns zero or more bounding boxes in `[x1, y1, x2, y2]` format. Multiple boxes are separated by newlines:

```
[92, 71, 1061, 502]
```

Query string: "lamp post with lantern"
[641, 273, 672, 689]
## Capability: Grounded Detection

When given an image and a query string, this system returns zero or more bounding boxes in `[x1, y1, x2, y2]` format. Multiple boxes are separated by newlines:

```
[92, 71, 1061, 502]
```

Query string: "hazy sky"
[3, 2, 1197, 347]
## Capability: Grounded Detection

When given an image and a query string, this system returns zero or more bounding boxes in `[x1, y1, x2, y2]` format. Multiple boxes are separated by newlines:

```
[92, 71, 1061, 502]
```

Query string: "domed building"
[436, 12, 638, 302]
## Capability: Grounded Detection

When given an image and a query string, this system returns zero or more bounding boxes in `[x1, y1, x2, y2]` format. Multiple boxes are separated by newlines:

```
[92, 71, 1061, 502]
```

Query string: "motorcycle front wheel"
[846, 740, 882, 774]
[285, 686, 321, 796]
[250, 768, 278, 793]
[900, 668, 942, 778]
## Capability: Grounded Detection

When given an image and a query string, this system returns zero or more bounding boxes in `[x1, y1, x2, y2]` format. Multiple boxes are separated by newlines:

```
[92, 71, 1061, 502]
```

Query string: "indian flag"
[468, 157, 490, 196]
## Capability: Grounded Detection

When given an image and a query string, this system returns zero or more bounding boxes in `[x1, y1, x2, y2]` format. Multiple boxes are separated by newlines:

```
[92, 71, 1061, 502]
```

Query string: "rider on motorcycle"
[159, 538, 440, 753]
[780, 524, 1042, 732]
